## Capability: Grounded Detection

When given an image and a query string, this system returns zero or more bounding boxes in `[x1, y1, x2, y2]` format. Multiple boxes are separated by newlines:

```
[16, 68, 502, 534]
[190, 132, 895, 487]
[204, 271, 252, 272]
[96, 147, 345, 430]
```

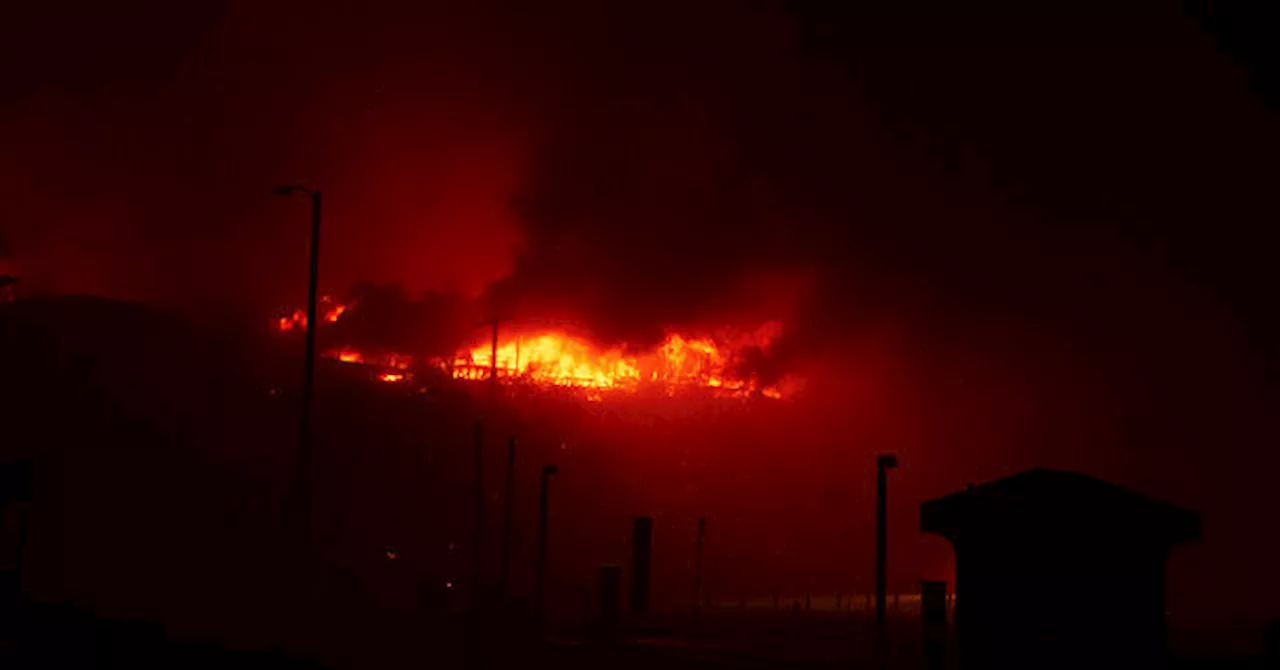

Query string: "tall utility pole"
[694, 516, 707, 615]
[500, 435, 517, 596]
[473, 317, 507, 399]
[876, 454, 899, 629]
[535, 464, 558, 622]
[273, 185, 322, 535]
[468, 315, 507, 607]
[489, 320, 499, 394]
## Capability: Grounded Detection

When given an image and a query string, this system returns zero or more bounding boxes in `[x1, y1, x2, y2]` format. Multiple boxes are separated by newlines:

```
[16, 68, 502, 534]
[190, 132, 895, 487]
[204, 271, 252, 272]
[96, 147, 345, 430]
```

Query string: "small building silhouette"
[921, 469, 1198, 670]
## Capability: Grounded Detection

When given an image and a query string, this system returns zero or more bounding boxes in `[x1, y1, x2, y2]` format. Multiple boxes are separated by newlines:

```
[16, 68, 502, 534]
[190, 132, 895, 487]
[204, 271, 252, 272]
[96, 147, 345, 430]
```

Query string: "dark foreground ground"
[1, 600, 1272, 670]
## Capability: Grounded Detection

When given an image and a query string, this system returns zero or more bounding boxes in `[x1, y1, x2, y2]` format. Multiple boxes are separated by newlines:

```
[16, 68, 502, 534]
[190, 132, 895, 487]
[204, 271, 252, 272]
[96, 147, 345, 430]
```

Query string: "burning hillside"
[274, 298, 798, 400]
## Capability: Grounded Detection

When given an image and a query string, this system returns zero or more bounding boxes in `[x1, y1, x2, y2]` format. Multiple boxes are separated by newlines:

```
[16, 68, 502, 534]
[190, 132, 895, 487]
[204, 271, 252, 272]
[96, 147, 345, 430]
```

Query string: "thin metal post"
[876, 454, 898, 629]
[296, 190, 322, 534]
[631, 517, 653, 617]
[535, 464, 558, 622]
[599, 564, 622, 630]
[472, 420, 484, 601]
[922, 579, 948, 670]
[694, 516, 706, 614]
[489, 321, 499, 397]
[877, 465, 887, 625]
[500, 436, 516, 595]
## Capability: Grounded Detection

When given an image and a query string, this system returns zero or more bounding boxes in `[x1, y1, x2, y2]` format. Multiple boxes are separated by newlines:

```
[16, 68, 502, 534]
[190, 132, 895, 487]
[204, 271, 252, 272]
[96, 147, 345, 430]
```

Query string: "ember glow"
[275, 297, 351, 332]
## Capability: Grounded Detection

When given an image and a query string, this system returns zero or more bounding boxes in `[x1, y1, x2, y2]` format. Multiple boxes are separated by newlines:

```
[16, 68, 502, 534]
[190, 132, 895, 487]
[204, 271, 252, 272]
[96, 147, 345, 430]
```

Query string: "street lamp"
[274, 185, 322, 534]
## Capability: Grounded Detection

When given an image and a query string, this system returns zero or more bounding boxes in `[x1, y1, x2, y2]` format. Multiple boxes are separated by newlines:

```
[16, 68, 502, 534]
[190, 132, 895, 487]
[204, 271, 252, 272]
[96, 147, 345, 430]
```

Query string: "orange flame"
[335, 349, 364, 364]
[450, 323, 786, 398]
[277, 309, 306, 332]
[275, 297, 351, 332]
[282, 301, 793, 399]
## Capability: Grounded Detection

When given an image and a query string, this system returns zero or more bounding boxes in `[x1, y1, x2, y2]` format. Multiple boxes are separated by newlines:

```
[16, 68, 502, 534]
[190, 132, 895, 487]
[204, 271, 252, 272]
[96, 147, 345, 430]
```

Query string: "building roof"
[921, 468, 1200, 546]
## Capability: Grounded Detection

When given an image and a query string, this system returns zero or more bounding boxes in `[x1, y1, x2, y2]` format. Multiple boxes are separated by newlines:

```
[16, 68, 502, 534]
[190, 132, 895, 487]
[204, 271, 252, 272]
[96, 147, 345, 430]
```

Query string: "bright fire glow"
[450, 323, 785, 398]
[279, 300, 794, 399]
[277, 310, 305, 332]
[335, 350, 364, 364]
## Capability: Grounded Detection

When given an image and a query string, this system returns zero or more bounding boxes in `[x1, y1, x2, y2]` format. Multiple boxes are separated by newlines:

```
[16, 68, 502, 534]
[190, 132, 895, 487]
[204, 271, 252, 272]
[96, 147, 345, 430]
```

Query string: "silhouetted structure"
[0, 459, 32, 638]
[272, 185, 322, 540]
[921, 469, 1199, 670]
[875, 453, 898, 628]
[500, 435, 516, 596]
[631, 516, 653, 617]
[534, 464, 557, 622]
[474, 317, 503, 397]
[921, 580, 948, 670]
[598, 564, 621, 632]
[472, 420, 484, 602]
[693, 516, 706, 614]
[921, 579, 948, 626]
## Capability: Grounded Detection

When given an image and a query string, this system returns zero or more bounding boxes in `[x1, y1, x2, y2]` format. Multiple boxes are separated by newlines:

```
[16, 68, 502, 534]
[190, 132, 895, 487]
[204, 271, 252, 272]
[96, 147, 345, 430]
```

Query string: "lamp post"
[273, 185, 322, 535]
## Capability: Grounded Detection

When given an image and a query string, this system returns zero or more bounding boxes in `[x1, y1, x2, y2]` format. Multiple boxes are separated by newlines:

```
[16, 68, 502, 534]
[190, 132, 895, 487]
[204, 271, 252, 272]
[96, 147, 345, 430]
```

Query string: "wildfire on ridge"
[450, 325, 786, 398]
[277, 300, 796, 399]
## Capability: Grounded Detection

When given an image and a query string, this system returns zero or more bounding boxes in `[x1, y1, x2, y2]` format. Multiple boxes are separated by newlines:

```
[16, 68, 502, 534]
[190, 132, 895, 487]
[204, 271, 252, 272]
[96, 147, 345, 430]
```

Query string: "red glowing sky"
[2, 0, 1280, 635]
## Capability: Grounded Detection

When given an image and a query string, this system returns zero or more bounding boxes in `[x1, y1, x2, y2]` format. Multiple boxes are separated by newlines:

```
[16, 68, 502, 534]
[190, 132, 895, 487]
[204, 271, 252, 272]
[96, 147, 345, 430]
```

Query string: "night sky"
[2, 0, 1279, 648]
